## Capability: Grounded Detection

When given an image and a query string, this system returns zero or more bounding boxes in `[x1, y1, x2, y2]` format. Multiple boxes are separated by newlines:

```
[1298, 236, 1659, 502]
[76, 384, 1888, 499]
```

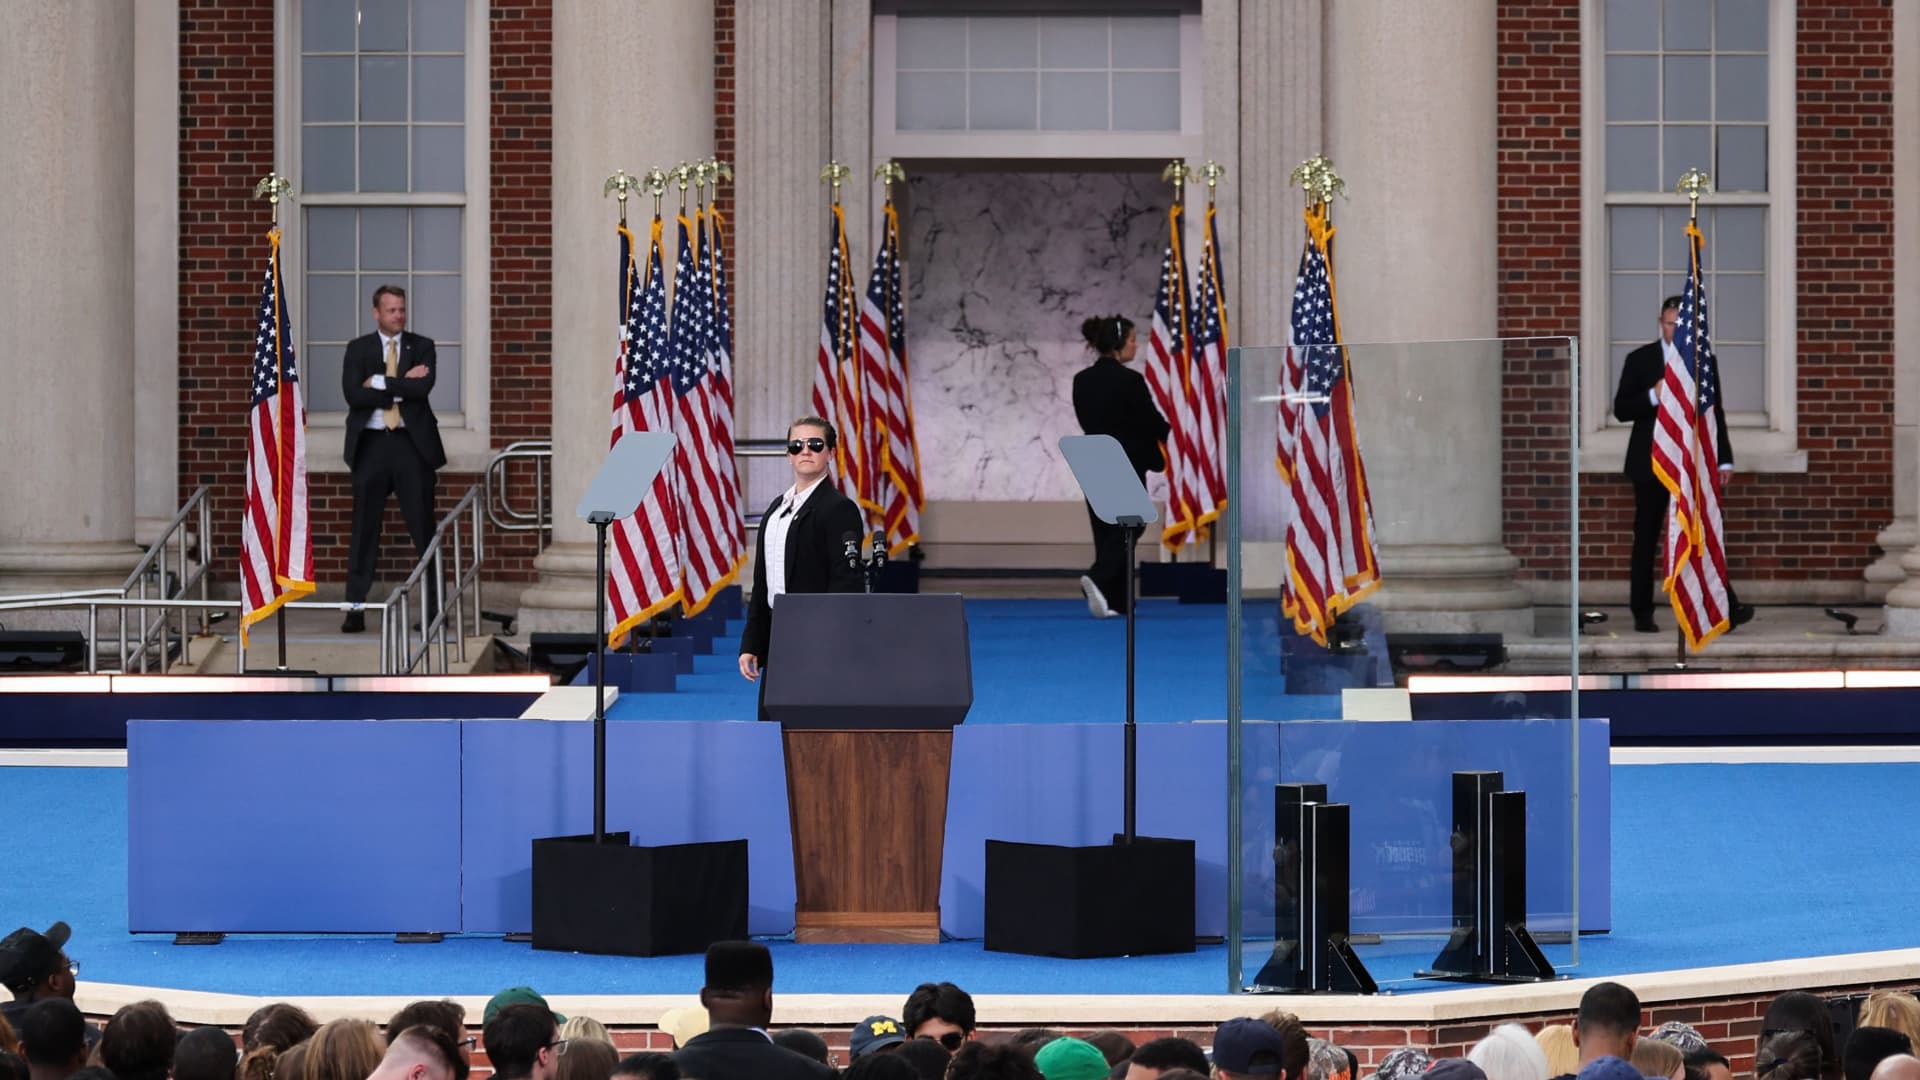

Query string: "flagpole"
[1199, 160, 1227, 570]
[1674, 167, 1712, 666]
[821, 161, 858, 505]
[253, 172, 294, 672]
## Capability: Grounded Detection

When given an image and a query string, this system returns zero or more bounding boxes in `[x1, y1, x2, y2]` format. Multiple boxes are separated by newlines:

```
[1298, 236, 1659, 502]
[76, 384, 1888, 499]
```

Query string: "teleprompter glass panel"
[1226, 338, 1585, 993]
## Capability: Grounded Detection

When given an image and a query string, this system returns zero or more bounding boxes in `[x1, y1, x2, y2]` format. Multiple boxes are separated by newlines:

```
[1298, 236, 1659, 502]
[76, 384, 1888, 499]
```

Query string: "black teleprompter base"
[984, 836, 1195, 959]
[531, 833, 747, 957]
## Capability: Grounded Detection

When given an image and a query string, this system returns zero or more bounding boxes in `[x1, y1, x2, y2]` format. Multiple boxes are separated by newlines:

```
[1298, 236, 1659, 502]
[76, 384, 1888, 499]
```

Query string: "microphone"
[842, 532, 861, 575]
[868, 530, 887, 572]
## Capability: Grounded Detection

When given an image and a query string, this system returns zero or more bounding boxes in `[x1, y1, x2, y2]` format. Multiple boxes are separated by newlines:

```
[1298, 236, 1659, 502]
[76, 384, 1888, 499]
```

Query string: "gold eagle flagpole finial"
[821, 160, 852, 205]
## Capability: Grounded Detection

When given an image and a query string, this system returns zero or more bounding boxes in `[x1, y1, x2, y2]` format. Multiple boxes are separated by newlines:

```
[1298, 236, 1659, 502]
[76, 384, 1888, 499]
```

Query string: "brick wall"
[483, 2, 555, 586]
[1497, 0, 1896, 586]
[1494, 4, 1583, 580]
[177, 0, 276, 584]
[109, 978, 1915, 1080]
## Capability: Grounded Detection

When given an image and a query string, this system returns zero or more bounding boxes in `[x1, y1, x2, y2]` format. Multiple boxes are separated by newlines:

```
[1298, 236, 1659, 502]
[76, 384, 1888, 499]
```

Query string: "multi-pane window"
[297, 0, 467, 414]
[894, 15, 1182, 133]
[1603, 0, 1770, 416]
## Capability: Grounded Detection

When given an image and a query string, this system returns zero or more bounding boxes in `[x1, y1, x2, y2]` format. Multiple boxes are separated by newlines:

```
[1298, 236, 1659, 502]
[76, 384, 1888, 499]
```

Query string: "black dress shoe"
[1729, 603, 1756, 630]
[1633, 616, 1660, 633]
[341, 610, 366, 634]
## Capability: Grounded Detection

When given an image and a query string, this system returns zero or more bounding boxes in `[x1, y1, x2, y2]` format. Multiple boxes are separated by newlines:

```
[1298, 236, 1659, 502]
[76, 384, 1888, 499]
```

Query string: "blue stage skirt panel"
[127, 719, 464, 932]
[126, 718, 1608, 937]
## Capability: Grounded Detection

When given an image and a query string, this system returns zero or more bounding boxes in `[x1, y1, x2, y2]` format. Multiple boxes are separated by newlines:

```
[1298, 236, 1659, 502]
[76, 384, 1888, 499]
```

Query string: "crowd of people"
[5, 924, 1920, 1080]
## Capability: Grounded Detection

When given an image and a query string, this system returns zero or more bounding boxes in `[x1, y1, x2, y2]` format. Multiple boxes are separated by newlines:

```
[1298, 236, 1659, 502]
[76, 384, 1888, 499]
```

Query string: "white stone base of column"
[1865, 517, 1916, 602]
[1883, 545, 1920, 636]
[1367, 543, 1535, 637]
[514, 541, 602, 636]
[0, 541, 144, 596]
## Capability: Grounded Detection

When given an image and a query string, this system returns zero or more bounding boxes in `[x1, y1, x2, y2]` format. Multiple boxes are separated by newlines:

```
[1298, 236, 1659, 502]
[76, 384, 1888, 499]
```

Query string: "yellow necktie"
[383, 338, 403, 429]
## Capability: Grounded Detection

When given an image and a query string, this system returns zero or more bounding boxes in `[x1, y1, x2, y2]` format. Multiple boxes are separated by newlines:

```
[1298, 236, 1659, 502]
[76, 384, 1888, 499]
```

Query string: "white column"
[1883, 0, 1920, 629]
[135, 0, 181, 545]
[0, 3, 144, 595]
[735, 0, 831, 518]
[1234, 0, 1324, 591]
[518, 0, 714, 633]
[1325, 0, 1531, 634]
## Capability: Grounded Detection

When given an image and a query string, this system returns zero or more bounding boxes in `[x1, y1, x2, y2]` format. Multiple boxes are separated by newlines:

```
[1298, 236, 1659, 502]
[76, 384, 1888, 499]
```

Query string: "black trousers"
[345, 429, 437, 604]
[1084, 483, 1143, 615]
[1630, 477, 1740, 618]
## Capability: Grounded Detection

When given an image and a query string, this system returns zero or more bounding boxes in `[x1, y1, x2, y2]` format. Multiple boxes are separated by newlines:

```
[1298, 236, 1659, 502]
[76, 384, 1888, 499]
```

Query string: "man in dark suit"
[1072, 315, 1170, 618]
[339, 284, 447, 633]
[673, 941, 835, 1080]
[737, 416, 865, 684]
[1613, 295, 1753, 634]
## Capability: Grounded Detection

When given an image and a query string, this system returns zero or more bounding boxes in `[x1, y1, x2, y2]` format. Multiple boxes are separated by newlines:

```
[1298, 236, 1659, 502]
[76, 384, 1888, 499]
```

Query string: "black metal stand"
[1252, 784, 1377, 994]
[589, 511, 613, 842]
[276, 609, 288, 671]
[1120, 517, 1143, 843]
[1417, 771, 1557, 984]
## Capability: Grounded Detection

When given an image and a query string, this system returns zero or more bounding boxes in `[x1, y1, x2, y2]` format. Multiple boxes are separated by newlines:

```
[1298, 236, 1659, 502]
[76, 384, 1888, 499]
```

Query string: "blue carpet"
[5, 761, 1919, 996]
[607, 598, 1330, 724]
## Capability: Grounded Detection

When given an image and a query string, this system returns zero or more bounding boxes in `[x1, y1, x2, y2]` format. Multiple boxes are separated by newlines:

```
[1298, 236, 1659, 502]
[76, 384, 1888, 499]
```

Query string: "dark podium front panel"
[764, 593, 973, 730]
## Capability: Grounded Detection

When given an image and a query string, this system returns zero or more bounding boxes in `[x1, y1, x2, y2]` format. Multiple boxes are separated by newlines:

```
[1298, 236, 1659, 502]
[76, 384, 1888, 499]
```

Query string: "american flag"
[856, 199, 924, 553]
[1651, 219, 1732, 650]
[606, 220, 682, 645]
[1144, 202, 1211, 550]
[1277, 205, 1379, 645]
[667, 212, 740, 616]
[814, 204, 870, 505]
[239, 228, 314, 643]
[1189, 201, 1230, 534]
[705, 207, 747, 559]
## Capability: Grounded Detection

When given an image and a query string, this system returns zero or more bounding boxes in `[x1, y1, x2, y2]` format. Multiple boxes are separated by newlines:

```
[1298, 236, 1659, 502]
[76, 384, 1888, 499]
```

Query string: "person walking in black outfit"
[1613, 295, 1753, 634]
[1071, 315, 1170, 618]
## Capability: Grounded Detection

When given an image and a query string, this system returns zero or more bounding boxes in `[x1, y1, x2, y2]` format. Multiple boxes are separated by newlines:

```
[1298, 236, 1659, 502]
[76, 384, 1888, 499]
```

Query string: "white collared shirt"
[366, 332, 404, 430]
[763, 476, 827, 606]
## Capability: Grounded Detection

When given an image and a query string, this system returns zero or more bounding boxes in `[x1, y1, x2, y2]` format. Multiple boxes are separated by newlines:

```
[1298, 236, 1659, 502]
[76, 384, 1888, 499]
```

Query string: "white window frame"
[275, 0, 493, 472]
[1580, 0, 1803, 473]
[873, 11, 1204, 162]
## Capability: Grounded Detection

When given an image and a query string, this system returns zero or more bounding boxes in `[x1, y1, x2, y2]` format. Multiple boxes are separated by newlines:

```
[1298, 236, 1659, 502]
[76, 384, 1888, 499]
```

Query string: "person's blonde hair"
[303, 1020, 385, 1080]
[1535, 1025, 1579, 1079]
[1862, 993, 1920, 1052]
[558, 1017, 612, 1046]
[1631, 1037, 1684, 1080]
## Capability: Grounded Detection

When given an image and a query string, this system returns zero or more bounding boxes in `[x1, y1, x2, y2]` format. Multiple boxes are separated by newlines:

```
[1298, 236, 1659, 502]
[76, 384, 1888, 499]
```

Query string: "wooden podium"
[764, 593, 972, 944]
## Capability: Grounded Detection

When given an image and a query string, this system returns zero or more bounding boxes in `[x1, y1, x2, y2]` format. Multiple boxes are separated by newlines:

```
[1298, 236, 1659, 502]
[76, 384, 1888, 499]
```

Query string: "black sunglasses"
[921, 1032, 965, 1051]
[786, 437, 829, 455]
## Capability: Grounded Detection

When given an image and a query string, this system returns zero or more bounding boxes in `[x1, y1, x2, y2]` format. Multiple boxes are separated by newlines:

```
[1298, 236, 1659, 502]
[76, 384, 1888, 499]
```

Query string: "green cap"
[1034, 1037, 1110, 1080]
[483, 986, 565, 1025]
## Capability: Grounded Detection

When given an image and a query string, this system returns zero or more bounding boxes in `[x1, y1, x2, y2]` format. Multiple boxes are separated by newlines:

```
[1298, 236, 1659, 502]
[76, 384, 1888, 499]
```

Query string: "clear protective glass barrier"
[1226, 338, 1586, 993]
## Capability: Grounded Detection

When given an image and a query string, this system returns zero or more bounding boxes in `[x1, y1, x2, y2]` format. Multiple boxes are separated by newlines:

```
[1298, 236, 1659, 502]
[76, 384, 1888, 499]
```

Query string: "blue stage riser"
[126, 718, 1610, 937]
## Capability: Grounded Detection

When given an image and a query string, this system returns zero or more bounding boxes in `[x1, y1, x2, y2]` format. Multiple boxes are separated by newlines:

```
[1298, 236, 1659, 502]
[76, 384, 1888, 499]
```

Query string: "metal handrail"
[0, 483, 485, 676]
[486, 440, 552, 537]
[115, 485, 214, 673]
[382, 484, 485, 674]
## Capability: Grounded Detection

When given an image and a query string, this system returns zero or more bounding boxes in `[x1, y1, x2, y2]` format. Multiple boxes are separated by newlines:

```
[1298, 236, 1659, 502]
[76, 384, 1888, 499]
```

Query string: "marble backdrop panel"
[905, 170, 1167, 502]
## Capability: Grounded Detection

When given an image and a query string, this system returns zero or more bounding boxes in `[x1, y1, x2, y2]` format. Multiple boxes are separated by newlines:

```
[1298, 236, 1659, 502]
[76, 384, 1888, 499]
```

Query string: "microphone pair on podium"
[843, 531, 888, 577]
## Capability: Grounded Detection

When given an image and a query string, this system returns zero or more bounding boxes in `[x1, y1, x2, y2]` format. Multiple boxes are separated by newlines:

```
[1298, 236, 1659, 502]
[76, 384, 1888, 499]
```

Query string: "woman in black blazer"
[1071, 315, 1170, 617]
[737, 416, 866, 682]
